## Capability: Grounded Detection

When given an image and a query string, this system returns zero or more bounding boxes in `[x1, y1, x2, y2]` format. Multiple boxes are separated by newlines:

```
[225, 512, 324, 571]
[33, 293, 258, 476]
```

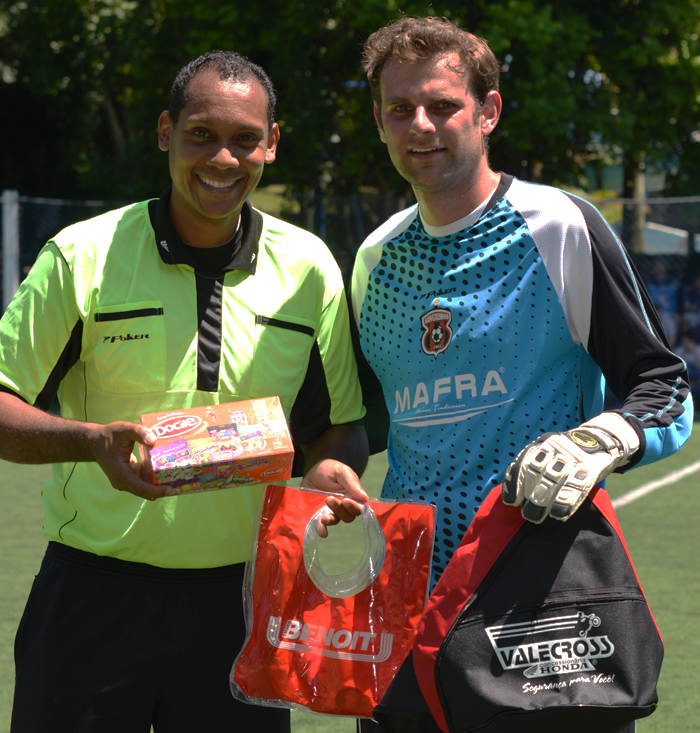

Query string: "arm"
[300, 423, 370, 538]
[0, 392, 169, 500]
[504, 195, 692, 522]
[0, 244, 170, 501]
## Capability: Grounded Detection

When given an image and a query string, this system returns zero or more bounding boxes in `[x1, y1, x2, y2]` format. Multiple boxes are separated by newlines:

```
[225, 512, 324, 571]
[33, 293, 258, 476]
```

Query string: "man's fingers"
[300, 459, 370, 503]
[501, 414, 638, 524]
[521, 499, 548, 524]
[91, 422, 172, 501]
[502, 434, 552, 507]
[329, 466, 370, 504]
[549, 500, 575, 521]
[300, 459, 370, 537]
[110, 467, 171, 501]
[324, 496, 363, 524]
[135, 427, 157, 447]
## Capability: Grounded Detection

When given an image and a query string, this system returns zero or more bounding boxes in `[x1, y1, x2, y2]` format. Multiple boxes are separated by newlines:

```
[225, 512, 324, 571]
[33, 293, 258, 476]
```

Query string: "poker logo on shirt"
[421, 308, 452, 357]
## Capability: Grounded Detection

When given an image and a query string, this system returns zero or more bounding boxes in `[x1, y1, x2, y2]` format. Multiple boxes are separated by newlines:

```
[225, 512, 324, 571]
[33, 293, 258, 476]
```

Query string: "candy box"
[138, 397, 294, 494]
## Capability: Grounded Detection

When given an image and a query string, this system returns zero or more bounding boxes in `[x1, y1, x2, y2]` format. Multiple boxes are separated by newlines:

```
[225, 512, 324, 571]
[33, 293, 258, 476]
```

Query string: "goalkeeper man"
[350, 15, 692, 596]
[348, 19, 692, 733]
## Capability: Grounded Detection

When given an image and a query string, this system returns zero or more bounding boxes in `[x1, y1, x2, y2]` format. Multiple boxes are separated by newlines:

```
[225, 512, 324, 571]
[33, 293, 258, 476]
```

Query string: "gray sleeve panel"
[349, 207, 420, 453]
[504, 181, 595, 347]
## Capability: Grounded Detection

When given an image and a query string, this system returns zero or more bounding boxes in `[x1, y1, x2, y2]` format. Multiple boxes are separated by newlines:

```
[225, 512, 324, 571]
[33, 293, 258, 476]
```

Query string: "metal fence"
[2, 187, 700, 309]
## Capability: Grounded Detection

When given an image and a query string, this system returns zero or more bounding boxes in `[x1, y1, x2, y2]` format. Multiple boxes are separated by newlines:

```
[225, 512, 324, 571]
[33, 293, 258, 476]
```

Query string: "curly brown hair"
[363, 17, 500, 109]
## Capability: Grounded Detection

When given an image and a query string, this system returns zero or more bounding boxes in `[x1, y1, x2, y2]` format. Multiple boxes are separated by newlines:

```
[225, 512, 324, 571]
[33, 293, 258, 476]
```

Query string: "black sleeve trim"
[347, 284, 389, 454]
[34, 319, 84, 411]
[567, 194, 690, 428]
[95, 308, 163, 322]
[484, 173, 514, 216]
[255, 315, 315, 338]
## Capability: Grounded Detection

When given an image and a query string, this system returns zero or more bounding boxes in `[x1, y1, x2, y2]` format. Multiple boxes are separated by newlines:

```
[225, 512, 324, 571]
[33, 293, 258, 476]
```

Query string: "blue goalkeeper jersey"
[351, 174, 692, 586]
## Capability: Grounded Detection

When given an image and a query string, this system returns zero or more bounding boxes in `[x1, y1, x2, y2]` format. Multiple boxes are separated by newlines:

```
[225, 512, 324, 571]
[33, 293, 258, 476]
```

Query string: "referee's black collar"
[148, 186, 263, 276]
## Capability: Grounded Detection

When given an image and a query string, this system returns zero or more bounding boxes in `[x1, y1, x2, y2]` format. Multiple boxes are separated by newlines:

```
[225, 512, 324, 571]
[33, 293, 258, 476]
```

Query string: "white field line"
[611, 458, 700, 509]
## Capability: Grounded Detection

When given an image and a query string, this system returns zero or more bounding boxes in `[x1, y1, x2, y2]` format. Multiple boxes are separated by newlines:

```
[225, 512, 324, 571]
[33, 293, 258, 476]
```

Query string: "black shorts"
[12, 542, 290, 733]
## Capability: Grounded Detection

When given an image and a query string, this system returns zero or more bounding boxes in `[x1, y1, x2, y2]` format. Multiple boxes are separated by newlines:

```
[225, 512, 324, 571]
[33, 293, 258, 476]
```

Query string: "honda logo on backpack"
[266, 616, 394, 662]
[486, 611, 615, 679]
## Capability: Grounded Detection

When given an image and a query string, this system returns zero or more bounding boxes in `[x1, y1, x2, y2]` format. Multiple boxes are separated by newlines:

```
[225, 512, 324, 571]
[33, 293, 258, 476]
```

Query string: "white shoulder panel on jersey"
[506, 180, 594, 348]
[351, 205, 419, 326]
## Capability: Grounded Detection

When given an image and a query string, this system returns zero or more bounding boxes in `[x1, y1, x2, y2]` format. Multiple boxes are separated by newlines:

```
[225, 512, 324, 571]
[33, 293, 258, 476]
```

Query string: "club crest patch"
[421, 308, 452, 357]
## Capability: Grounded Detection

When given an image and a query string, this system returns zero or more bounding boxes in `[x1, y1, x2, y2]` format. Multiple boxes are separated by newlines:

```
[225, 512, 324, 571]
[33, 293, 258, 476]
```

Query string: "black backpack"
[374, 485, 663, 733]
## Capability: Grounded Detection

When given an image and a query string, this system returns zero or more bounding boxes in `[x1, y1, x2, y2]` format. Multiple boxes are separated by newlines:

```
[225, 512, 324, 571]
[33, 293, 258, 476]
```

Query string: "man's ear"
[157, 111, 172, 151]
[373, 103, 387, 143]
[265, 123, 281, 164]
[480, 91, 502, 136]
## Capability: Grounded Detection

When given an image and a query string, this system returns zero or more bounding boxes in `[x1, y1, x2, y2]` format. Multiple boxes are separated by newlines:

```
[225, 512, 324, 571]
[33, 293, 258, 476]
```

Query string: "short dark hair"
[363, 17, 500, 108]
[169, 51, 277, 130]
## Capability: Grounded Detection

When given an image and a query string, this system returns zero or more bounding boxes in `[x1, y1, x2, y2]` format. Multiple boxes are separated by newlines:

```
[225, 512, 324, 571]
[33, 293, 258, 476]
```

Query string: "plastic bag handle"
[303, 502, 386, 598]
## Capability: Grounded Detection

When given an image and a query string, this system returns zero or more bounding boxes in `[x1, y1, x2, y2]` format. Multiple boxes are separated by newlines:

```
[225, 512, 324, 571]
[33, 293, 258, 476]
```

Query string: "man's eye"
[193, 129, 211, 138]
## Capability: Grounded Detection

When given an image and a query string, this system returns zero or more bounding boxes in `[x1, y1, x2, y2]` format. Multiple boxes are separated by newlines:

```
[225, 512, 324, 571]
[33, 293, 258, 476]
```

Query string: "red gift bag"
[230, 484, 435, 717]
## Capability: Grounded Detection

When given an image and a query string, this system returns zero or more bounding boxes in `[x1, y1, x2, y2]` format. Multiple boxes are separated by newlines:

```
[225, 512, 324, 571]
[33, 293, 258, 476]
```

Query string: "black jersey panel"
[33, 319, 84, 411]
[289, 340, 332, 452]
[566, 194, 690, 427]
[195, 275, 223, 393]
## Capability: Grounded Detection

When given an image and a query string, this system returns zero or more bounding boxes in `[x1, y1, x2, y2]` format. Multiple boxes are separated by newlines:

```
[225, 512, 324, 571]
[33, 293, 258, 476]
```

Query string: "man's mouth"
[409, 146, 445, 155]
[198, 174, 239, 190]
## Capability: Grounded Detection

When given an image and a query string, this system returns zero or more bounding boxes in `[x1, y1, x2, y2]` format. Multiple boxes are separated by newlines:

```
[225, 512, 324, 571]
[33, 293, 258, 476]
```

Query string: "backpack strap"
[413, 485, 525, 731]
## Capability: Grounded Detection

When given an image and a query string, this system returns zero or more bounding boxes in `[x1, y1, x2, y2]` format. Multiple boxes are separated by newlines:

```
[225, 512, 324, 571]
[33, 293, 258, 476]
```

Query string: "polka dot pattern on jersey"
[359, 195, 584, 588]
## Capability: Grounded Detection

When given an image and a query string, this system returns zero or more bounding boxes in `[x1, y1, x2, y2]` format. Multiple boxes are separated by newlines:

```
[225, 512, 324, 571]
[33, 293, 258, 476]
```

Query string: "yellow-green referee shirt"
[0, 189, 365, 568]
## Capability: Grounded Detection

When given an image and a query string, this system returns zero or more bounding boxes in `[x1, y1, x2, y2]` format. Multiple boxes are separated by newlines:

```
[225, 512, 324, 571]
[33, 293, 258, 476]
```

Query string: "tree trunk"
[103, 94, 128, 167]
[622, 151, 646, 253]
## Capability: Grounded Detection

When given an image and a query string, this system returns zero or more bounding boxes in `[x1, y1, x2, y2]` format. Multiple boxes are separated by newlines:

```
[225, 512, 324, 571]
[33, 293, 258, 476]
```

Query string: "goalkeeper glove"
[502, 412, 640, 524]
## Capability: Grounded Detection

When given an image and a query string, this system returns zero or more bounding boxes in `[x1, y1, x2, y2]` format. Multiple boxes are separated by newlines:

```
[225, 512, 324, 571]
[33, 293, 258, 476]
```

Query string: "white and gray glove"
[502, 412, 640, 524]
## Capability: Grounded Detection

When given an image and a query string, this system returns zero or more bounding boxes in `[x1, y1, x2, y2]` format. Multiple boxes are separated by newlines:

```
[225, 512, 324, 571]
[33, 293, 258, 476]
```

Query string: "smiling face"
[375, 52, 500, 222]
[158, 67, 279, 247]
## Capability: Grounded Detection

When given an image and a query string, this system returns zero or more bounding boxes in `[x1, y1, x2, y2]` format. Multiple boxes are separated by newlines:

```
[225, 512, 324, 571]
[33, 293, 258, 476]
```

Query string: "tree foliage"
[1, 0, 700, 199]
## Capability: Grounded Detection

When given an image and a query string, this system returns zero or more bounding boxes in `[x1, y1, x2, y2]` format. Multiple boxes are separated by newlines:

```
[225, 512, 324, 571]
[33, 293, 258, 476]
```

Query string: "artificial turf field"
[0, 427, 698, 732]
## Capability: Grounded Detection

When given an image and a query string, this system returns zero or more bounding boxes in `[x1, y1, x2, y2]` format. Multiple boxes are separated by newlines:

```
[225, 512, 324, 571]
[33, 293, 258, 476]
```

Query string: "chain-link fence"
[3, 187, 700, 326]
[0, 191, 135, 310]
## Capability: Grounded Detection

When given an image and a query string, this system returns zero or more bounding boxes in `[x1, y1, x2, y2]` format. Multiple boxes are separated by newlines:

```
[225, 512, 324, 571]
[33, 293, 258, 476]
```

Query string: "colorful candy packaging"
[138, 397, 294, 494]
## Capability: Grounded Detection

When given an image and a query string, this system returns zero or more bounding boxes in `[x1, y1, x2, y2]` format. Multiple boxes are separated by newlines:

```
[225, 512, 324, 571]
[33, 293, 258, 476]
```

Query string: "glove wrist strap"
[579, 412, 640, 465]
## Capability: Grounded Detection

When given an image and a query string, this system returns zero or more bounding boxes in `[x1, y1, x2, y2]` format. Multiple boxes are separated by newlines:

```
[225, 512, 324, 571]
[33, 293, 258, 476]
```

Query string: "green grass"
[604, 431, 700, 732]
[0, 432, 698, 733]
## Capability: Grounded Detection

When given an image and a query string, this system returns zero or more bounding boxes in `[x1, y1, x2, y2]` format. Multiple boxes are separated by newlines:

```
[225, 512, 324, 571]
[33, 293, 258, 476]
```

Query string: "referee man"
[0, 51, 368, 732]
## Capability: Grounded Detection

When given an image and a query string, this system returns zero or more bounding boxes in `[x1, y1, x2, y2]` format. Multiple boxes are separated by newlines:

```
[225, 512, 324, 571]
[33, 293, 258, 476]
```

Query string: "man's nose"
[209, 145, 240, 168]
[410, 106, 436, 134]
